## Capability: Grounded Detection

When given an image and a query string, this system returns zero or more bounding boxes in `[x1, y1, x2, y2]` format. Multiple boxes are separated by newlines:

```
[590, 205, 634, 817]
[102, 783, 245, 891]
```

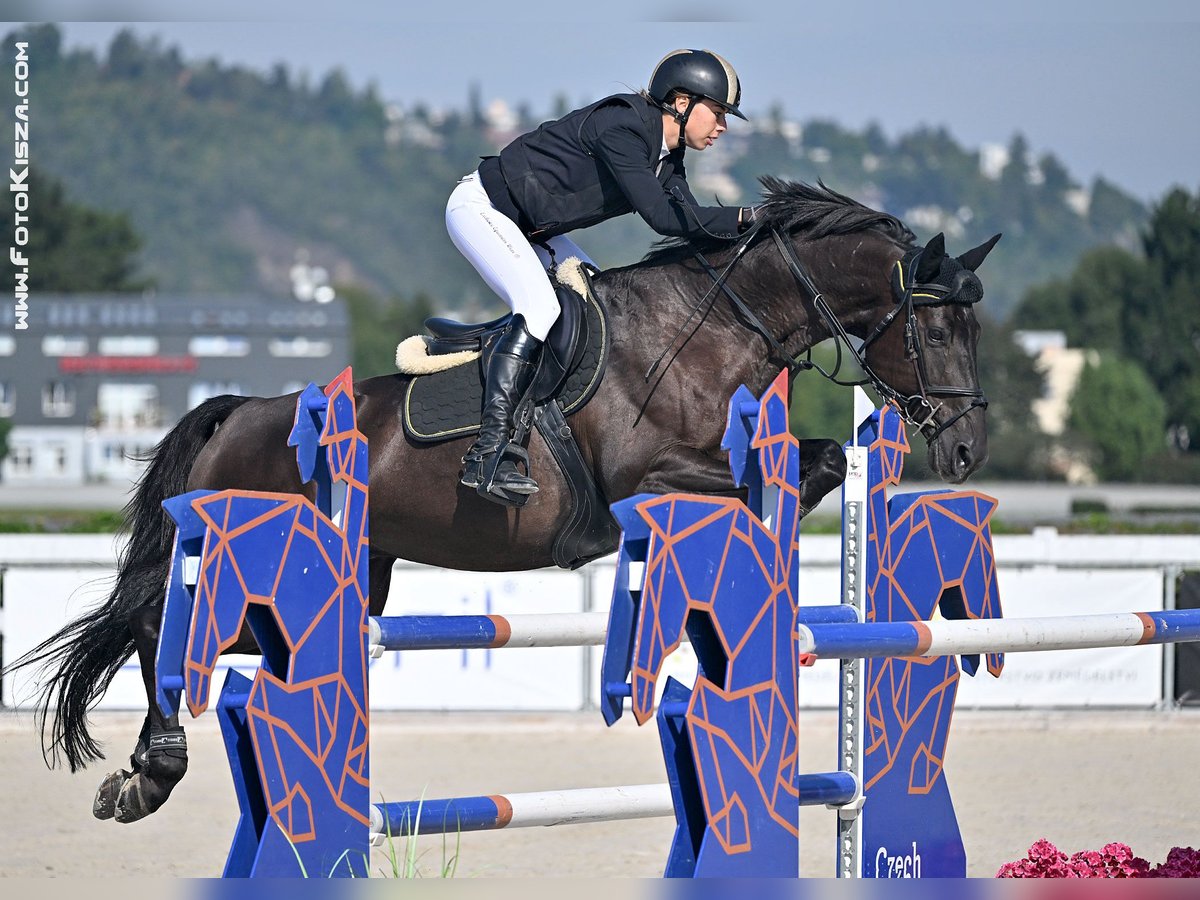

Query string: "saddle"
[396, 260, 620, 569]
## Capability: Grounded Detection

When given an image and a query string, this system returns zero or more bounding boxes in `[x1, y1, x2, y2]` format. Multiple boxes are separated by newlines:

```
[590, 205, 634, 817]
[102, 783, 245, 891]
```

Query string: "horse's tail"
[6, 394, 252, 772]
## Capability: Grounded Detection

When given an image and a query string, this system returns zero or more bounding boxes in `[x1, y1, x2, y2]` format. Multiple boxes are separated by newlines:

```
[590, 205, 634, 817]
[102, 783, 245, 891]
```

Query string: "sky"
[11, 1, 1200, 201]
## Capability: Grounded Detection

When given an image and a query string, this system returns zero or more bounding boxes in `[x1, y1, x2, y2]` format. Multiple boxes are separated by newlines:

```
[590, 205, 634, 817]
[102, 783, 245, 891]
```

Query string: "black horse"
[14, 178, 999, 825]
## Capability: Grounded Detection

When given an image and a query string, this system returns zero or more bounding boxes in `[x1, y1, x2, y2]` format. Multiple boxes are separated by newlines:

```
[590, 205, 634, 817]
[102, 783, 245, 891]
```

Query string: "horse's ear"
[956, 233, 1002, 272]
[916, 232, 945, 281]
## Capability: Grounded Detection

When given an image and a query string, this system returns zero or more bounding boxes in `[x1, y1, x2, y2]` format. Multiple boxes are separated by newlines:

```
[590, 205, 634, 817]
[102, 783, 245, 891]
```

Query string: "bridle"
[687, 223, 988, 443]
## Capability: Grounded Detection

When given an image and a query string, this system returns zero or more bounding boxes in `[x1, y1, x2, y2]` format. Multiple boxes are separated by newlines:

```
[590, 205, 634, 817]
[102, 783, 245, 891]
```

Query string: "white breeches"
[445, 171, 595, 341]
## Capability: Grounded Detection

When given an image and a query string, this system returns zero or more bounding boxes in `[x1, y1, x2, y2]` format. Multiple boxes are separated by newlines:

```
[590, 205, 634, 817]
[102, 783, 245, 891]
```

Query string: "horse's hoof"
[112, 747, 188, 823]
[113, 771, 158, 823]
[93, 769, 131, 820]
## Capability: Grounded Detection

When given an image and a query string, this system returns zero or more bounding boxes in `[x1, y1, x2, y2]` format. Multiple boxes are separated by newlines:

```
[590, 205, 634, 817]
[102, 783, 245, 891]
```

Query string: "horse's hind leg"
[92, 551, 396, 823]
[93, 604, 188, 823]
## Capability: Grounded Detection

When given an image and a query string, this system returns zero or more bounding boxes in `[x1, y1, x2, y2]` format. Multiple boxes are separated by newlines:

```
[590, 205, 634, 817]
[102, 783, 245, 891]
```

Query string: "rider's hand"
[738, 205, 760, 232]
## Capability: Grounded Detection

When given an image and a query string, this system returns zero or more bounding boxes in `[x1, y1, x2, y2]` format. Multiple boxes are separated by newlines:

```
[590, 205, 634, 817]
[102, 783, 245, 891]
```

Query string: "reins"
[642, 223, 762, 383]
[674, 224, 988, 442]
[768, 227, 988, 441]
[690, 221, 801, 382]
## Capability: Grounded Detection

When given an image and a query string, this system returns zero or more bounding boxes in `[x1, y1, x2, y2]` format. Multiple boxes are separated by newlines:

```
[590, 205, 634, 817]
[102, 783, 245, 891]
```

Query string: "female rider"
[447, 49, 756, 505]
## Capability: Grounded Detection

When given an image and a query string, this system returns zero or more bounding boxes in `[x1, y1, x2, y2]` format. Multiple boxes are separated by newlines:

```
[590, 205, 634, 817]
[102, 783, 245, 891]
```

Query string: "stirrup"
[479, 443, 538, 507]
[459, 454, 488, 490]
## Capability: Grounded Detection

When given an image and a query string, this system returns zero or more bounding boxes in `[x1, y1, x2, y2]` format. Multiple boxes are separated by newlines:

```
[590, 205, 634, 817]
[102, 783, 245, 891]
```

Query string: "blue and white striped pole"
[798, 610, 1200, 660]
[370, 605, 858, 657]
[369, 612, 610, 656]
[370, 784, 674, 840]
[369, 773, 860, 841]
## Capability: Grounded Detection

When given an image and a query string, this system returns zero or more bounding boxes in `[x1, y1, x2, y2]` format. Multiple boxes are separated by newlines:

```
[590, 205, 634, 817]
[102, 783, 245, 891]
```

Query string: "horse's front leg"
[798, 438, 847, 517]
[369, 551, 396, 616]
[635, 444, 743, 496]
[635, 440, 847, 518]
[93, 604, 189, 823]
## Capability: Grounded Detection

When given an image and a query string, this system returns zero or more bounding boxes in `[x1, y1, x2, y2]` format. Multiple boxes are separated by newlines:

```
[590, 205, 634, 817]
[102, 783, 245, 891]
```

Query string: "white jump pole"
[799, 610, 1200, 659]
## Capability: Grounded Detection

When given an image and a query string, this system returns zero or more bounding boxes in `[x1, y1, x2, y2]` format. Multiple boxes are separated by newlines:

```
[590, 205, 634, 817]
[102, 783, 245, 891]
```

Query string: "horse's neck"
[595, 263, 779, 398]
[592, 233, 903, 399]
[688, 232, 905, 394]
[786, 234, 905, 342]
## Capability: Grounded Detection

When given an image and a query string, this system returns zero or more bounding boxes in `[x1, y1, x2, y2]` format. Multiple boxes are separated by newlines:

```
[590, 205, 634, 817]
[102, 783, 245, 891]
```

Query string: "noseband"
[691, 225, 988, 443]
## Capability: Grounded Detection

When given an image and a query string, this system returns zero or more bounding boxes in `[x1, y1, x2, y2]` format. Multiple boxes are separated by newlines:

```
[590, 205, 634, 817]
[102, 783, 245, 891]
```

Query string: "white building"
[1014, 329, 1098, 483]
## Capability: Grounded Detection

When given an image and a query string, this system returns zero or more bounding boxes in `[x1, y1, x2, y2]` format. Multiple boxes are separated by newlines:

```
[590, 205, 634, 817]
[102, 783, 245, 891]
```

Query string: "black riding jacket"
[478, 93, 741, 241]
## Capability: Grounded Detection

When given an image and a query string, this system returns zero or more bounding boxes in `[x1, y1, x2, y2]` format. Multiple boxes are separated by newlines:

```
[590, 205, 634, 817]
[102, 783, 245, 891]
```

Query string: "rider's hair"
[639, 87, 686, 113]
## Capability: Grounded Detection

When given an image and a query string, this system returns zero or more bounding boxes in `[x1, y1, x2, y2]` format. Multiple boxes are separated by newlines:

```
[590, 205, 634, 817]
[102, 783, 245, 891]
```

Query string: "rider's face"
[679, 98, 729, 151]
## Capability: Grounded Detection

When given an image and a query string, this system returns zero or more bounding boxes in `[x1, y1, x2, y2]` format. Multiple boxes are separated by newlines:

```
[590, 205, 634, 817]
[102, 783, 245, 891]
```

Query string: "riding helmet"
[649, 49, 746, 120]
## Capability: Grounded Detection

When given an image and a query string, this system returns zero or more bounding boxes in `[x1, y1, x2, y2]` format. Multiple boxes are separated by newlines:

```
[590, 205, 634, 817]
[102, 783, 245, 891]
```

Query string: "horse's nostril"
[955, 443, 974, 472]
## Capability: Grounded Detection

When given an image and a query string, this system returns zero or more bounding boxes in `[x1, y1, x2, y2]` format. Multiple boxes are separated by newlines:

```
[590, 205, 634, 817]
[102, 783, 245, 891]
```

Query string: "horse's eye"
[927, 327, 947, 345]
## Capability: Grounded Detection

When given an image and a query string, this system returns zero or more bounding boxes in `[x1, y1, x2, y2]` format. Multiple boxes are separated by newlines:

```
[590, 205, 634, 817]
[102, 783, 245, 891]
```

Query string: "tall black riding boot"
[460, 315, 542, 503]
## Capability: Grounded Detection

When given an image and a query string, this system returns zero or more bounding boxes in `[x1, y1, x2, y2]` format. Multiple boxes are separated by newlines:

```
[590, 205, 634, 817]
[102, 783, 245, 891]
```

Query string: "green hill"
[21, 24, 1146, 320]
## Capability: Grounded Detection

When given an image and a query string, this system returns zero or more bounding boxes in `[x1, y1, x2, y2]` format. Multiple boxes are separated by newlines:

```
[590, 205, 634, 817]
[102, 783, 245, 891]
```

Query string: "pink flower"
[997, 840, 1074, 877]
[996, 839, 1152, 878]
[1028, 838, 1065, 862]
[1146, 846, 1200, 877]
[1068, 849, 1103, 874]
[1101, 842, 1134, 861]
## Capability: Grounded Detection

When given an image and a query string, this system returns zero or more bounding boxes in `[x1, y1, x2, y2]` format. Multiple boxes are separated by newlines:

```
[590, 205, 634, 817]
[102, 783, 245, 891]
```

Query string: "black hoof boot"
[113, 726, 189, 823]
[95, 714, 155, 820]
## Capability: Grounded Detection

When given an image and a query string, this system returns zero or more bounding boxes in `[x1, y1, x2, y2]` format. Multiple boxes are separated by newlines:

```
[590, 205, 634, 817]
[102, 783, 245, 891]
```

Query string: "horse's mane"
[642, 177, 916, 264]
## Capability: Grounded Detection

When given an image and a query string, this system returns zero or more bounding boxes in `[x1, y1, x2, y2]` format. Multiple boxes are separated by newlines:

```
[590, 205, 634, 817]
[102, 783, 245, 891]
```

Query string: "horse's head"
[631, 178, 1000, 485]
[861, 231, 1001, 483]
[728, 179, 999, 485]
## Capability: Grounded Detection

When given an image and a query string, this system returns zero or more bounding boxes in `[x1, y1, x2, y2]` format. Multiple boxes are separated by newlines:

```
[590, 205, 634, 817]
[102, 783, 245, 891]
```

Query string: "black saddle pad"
[402, 291, 608, 443]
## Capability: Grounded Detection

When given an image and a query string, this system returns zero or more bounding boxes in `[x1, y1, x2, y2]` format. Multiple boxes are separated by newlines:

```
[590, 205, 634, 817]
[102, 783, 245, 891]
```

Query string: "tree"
[1089, 176, 1145, 241]
[0, 417, 11, 477]
[104, 29, 181, 81]
[317, 69, 358, 129]
[1037, 152, 1074, 196]
[1014, 186, 1200, 468]
[788, 343, 865, 446]
[972, 314, 1051, 479]
[1138, 188, 1200, 445]
[863, 121, 888, 155]
[340, 284, 437, 379]
[1067, 353, 1167, 481]
[1015, 246, 1153, 352]
[3, 168, 150, 292]
[13, 23, 60, 65]
[996, 133, 1035, 230]
[1144, 187, 1200, 282]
